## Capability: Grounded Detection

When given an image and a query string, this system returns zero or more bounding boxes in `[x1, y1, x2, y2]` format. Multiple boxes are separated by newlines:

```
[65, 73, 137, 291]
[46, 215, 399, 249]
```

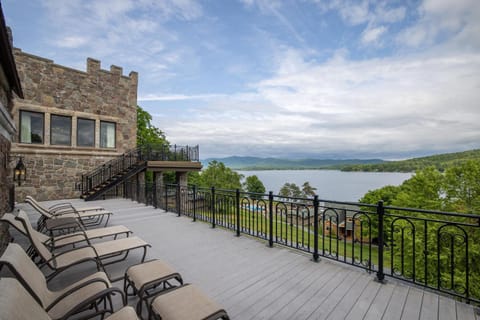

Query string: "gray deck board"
[362, 282, 395, 320]
[438, 295, 457, 320]
[401, 287, 424, 320]
[13, 198, 479, 320]
[419, 291, 438, 320]
[344, 279, 382, 320]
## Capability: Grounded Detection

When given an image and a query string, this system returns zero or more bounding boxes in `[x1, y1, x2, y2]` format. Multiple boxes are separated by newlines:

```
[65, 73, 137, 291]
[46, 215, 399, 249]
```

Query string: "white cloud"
[55, 36, 90, 48]
[151, 47, 480, 158]
[397, 0, 480, 49]
[361, 25, 387, 45]
[314, 0, 406, 48]
[139, 93, 227, 101]
[40, 0, 202, 71]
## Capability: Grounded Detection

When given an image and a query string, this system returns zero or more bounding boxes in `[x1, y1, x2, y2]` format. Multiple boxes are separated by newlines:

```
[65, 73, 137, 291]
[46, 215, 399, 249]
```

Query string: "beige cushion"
[151, 285, 225, 320]
[127, 259, 178, 289]
[93, 236, 148, 257]
[0, 278, 51, 320]
[105, 306, 139, 320]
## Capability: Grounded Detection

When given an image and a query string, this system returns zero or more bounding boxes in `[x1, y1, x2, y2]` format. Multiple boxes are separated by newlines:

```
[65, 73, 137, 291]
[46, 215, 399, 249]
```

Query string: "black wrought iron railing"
[80, 144, 199, 196]
[124, 182, 480, 305]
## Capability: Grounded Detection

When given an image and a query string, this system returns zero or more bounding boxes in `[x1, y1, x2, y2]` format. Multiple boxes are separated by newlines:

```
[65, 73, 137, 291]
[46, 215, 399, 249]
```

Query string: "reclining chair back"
[0, 278, 51, 320]
[0, 243, 49, 307]
[0, 212, 50, 243]
[15, 210, 55, 266]
[25, 196, 54, 218]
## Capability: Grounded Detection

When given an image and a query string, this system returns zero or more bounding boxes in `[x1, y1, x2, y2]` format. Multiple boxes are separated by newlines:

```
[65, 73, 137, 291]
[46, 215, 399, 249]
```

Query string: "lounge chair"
[148, 284, 230, 320]
[0, 277, 139, 320]
[25, 196, 113, 230]
[15, 210, 151, 281]
[27, 195, 105, 213]
[0, 243, 127, 320]
[1, 212, 131, 250]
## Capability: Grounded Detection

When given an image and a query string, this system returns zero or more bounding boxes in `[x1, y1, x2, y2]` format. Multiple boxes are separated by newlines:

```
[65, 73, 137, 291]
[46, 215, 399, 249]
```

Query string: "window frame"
[100, 120, 116, 149]
[19, 110, 45, 144]
[76, 117, 96, 148]
[50, 114, 72, 146]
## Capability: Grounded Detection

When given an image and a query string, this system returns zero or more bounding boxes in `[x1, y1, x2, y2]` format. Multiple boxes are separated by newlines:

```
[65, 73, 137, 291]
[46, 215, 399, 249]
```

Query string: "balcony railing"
[123, 182, 480, 305]
[80, 144, 199, 196]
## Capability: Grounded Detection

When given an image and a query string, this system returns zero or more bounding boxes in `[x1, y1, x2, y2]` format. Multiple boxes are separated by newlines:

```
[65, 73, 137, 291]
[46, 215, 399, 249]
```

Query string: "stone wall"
[0, 135, 12, 253]
[11, 50, 138, 201]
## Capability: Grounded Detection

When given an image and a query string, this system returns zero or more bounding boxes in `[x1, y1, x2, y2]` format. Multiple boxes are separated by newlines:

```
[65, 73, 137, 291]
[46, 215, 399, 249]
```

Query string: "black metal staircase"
[80, 144, 199, 201]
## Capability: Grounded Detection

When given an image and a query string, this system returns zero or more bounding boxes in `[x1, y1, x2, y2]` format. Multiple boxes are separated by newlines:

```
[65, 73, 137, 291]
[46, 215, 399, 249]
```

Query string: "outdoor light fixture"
[13, 157, 26, 186]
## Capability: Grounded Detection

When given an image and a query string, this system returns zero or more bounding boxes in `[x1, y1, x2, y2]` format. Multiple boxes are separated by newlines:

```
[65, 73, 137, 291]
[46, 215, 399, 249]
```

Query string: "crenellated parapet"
[10, 48, 139, 201]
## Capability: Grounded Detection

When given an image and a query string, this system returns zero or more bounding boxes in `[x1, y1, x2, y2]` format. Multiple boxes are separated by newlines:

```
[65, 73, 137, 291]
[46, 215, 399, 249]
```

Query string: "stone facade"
[11, 50, 138, 201]
[0, 5, 24, 253]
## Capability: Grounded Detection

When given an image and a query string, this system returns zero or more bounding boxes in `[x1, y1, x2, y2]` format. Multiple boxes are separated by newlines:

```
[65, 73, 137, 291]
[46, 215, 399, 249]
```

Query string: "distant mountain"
[339, 149, 480, 172]
[201, 156, 385, 170]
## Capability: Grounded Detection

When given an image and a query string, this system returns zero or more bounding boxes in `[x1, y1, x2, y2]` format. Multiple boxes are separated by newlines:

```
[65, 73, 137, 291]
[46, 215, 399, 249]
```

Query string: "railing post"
[176, 184, 181, 216]
[136, 174, 140, 202]
[211, 186, 216, 228]
[165, 184, 169, 211]
[268, 191, 274, 247]
[152, 176, 157, 208]
[81, 175, 84, 194]
[193, 185, 197, 222]
[236, 189, 241, 237]
[313, 195, 320, 262]
[376, 200, 386, 283]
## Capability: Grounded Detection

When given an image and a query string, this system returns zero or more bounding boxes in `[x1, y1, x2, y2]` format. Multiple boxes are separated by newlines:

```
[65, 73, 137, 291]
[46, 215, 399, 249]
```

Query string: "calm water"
[237, 170, 412, 202]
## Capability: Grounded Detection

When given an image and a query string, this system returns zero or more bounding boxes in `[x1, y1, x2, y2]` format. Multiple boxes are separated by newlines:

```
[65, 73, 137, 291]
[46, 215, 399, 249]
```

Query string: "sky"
[3, 0, 480, 160]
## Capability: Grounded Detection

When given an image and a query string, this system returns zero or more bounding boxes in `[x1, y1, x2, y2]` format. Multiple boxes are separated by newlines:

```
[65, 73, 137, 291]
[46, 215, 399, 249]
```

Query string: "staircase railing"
[80, 144, 199, 196]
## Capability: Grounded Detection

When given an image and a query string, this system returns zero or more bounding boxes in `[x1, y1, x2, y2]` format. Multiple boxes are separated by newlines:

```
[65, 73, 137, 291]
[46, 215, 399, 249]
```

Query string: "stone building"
[0, 2, 23, 251]
[10, 49, 138, 201]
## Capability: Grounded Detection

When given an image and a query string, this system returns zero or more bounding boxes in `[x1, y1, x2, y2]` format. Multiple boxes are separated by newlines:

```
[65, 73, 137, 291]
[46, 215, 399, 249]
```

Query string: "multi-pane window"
[77, 118, 95, 147]
[100, 121, 116, 148]
[50, 115, 72, 145]
[20, 111, 44, 144]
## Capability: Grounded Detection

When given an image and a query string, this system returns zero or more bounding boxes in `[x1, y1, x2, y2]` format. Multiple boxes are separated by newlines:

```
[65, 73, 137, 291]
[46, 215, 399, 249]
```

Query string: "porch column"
[153, 171, 164, 209]
[137, 171, 145, 204]
[176, 172, 188, 214]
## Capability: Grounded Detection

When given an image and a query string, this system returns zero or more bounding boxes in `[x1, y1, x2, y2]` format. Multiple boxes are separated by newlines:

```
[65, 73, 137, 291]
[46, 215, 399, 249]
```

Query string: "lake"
[237, 170, 412, 202]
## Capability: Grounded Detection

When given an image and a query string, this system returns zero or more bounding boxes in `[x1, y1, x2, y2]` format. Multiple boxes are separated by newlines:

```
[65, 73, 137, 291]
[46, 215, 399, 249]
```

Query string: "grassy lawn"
[187, 207, 391, 268]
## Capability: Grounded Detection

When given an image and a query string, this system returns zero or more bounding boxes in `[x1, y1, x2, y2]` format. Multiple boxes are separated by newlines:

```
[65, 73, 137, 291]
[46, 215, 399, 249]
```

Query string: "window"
[50, 115, 72, 145]
[20, 111, 44, 144]
[77, 118, 95, 147]
[100, 121, 116, 148]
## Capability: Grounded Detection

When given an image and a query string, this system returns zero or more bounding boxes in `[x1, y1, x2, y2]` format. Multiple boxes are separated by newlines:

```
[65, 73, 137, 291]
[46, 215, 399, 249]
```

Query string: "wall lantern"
[13, 157, 26, 186]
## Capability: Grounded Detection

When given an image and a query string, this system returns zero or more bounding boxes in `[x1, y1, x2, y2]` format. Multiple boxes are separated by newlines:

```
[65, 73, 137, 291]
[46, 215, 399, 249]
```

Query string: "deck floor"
[15, 198, 480, 320]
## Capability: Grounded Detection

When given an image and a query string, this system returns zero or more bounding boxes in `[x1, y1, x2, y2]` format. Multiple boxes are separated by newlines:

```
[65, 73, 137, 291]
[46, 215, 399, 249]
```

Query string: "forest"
[339, 149, 480, 172]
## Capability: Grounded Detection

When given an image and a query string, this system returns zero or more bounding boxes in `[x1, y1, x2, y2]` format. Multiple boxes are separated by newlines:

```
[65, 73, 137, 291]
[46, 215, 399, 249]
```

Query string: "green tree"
[196, 161, 243, 190]
[136, 106, 170, 183]
[244, 175, 266, 198]
[137, 105, 169, 146]
[279, 183, 302, 198]
[359, 165, 480, 300]
[443, 160, 480, 213]
[301, 182, 317, 198]
[392, 166, 444, 210]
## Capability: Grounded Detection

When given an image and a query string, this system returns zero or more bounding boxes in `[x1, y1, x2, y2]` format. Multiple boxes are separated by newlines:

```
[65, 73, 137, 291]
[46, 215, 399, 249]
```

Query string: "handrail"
[122, 182, 480, 305]
[80, 144, 199, 196]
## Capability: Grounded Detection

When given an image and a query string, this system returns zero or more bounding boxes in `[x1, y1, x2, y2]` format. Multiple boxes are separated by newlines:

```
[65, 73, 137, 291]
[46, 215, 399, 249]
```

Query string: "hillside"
[339, 149, 480, 172]
[201, 156, 384, 170]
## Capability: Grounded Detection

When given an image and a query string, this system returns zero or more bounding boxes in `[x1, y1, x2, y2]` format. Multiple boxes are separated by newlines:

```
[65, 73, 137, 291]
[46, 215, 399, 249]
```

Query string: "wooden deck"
[15, 198, 480, 320]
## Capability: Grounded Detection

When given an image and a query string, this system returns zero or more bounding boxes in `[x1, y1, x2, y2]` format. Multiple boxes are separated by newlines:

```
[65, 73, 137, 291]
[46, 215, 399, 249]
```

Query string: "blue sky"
[3, 0, 480, 159]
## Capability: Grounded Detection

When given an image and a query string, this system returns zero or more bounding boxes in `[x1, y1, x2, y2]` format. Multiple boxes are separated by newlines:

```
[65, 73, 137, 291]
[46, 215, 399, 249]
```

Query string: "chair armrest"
[48, 202, 72, 210]
[45, 277, 111, 312]
[56, 287, 126, 320]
